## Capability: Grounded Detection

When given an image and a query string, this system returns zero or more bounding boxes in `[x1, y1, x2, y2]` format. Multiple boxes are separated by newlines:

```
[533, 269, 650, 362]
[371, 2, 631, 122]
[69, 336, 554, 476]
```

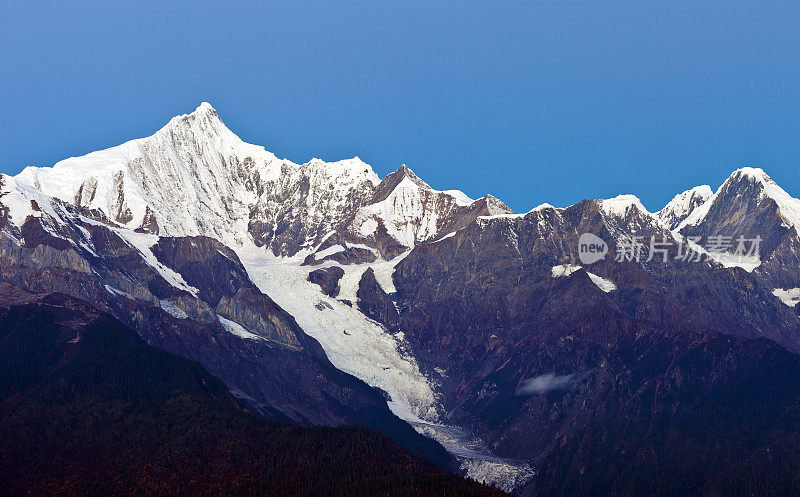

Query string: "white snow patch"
[677, 237, 761, 272]
[600, 194, 649, 218]
[551, 264, 582, 278]
[587, 273, 617, 293]
[478, 202, 559, 222]
[388, 401, 536, 492]
[441, 189, 474, 206]
[1, 174, 62, 227]
[315, 244, 345, 259]
[431, 231, 457, 243]
[478, 212, 526, 221]
[358, 217, 379, 236]
[114, 230, 200, 295]
[159, 300, 188, 319]
[218, 315, 263, 340]
[705, 251, 762, 272]
[773, 288, 800, 307]
[104, 284, 131, 299]
[551, 264, 616, 292]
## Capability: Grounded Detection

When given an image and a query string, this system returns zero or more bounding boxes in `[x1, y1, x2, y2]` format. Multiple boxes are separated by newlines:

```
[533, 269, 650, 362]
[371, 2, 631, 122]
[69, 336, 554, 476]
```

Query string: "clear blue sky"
[1, 1, 798, 212]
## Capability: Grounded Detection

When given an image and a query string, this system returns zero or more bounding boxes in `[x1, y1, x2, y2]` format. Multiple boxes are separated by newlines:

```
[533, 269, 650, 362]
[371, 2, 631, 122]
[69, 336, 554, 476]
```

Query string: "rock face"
[391, 210, 800, 495]
[530, 329, 800, 497]
[151, 236, 254, 304]
[679, 168, 793, 256]
[308, 266, 345, 297]
[0, 174, 455, 469]
[15, 103, 510, 261]
[7, 104, 800, 495]
[677, 167, 800, 288]
[357, 267, 399, 329]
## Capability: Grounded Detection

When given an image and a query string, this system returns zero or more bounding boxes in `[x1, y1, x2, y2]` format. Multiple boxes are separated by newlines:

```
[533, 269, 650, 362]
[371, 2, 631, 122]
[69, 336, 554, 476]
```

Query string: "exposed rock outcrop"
[308, 266, 345, 297]
[357, 267, 399, 329]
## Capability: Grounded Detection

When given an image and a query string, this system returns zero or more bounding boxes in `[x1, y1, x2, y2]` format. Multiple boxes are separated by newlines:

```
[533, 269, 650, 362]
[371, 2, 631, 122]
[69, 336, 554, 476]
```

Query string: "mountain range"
[3, 103, 800, 495]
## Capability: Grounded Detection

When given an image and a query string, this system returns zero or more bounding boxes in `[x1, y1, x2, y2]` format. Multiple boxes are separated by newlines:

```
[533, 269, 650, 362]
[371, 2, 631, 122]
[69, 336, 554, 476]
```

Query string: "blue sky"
[1, 1, 798, 212]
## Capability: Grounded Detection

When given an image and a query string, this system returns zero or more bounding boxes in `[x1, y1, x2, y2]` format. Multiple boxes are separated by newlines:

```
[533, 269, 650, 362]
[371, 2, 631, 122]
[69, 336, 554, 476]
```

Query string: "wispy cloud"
[517, 370, 593, 395]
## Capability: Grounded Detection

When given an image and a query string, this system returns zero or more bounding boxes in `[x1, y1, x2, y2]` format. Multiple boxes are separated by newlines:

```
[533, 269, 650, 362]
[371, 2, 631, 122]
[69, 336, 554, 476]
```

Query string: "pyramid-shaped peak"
[733, 166, 768, 177]
[396, 164, 420, 179]
[388, 164, 431, 188]
[600, 194, 649, 217]
[154, 102, 245, 148]
[727, 167, 772, 185]
[195, 101, 217, 114]
[477, 194, 514, 215]
[657, 185, 714, 230]
[163, 101, 224, 129]
[715, 167, 783, 202]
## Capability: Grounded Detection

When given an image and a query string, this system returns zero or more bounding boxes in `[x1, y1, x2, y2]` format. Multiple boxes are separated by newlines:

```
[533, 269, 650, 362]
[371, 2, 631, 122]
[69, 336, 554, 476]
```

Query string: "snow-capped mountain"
[675, 167, 800, 286]
[16, 103, 508, 260]
[656, 184, 713, 229]
[677, 167, 800, 238]
[5, 103, 800, 495]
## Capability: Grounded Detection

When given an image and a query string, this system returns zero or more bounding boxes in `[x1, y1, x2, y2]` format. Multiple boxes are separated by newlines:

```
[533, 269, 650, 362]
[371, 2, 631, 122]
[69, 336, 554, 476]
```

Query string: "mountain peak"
[162, 101, 226, 134]
[600, 194, 649, 218]
[657, 184, 713, 230]
[395, 164, 422, 181]
[195, 101, 216, 114]
[719, 167, 795, 205]
[388, 164, 431, 188]
[677, 167, 800, 246]
[730, 166, 770, 182]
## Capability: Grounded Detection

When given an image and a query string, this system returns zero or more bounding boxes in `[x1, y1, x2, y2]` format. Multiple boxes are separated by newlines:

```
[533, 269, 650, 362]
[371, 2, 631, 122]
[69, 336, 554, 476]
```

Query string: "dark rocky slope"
[390, 202, 800, 495]
[0, 284, 504, 497]
[0, 201, 451, 467]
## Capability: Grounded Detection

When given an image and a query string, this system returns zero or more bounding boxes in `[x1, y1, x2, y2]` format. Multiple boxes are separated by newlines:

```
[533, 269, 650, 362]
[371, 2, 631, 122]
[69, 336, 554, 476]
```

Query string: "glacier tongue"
[238, 242, 536, 492]
[386, 401, 537, 493]
[237, 244, 442, 422]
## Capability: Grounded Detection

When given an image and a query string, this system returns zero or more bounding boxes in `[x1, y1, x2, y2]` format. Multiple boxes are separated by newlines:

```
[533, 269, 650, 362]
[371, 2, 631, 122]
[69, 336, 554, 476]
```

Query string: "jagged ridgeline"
[3, 103, 800, 495]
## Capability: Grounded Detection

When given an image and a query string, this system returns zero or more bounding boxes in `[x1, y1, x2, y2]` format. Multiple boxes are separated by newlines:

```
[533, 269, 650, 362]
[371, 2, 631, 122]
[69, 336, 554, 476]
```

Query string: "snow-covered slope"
[238, 245, 441, 421]
[346, 165, 501, 250]
[7, 102, 525, 488]
[598, 194, 673, 240]
[677, 167, 800, 235]
[657, 185, 713, 229]
[551, 264, 617, 292]
[18, 103, 266, 242]
[15, 103, 509, 259]
[16, 104, 383, 254]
